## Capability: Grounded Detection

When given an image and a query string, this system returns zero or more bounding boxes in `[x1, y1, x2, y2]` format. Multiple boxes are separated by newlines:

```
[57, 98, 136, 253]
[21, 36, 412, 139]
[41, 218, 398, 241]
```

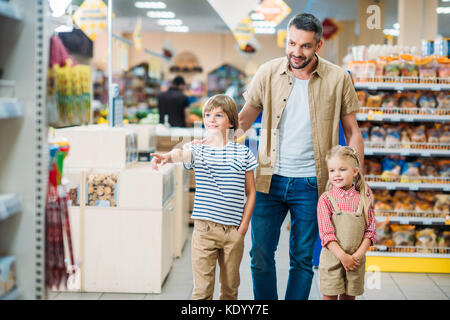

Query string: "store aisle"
[50, 218, 450, 300]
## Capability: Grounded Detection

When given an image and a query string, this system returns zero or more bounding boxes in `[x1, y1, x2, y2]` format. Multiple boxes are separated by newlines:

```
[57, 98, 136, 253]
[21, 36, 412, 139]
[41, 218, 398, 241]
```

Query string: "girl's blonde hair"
[203, 94, 239, 130]
[325, 145, 371, 224]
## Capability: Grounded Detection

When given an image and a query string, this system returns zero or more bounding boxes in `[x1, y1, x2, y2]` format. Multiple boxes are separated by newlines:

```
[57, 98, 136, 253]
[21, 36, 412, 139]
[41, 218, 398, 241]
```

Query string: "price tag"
[386, 184, 396, 190]
[400, 150, 410, 156]
[422, 151, 431, 157]
[368, 85, 377, 90]
[377, 245, 387, 251]
[431, 85, 440, 91]
[409, 185, 419, 191]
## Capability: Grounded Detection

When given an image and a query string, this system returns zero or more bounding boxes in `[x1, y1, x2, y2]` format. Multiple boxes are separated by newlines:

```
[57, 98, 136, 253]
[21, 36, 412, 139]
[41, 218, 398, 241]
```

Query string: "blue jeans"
[250, 175, 319, 300]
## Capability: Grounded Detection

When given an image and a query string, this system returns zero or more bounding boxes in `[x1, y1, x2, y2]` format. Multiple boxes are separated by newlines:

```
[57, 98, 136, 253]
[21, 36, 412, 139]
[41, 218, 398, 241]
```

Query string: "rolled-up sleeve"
[364, 203, 377, 246]
[317, 195, 339, 248]
[341, 71, 360, 116]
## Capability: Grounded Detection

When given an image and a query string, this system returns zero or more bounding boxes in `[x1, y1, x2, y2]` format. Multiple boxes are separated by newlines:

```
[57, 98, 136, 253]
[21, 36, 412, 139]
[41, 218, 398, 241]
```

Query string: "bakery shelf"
[375, 209, 449, 219]
[0, 194, 21, 222]
[0, 98, 23, 119]
[366, 175, 449, 191]
[368, 181, 450, 192]
[354, 79, 450, 91]
[367, 245, 450, 257]
[356, 107, 450, 123]
[0, 1, 22, 22]
[0, 287, 21, 300]
[364, 145, 450, 157]
[375, 216, 448, 226]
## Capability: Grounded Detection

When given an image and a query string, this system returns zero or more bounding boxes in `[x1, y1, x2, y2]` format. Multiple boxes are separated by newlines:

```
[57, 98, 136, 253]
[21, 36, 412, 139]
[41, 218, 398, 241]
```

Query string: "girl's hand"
[340, 253, 360, 272]
[352, 251, 364, 264]
[150, 153, 170, 170]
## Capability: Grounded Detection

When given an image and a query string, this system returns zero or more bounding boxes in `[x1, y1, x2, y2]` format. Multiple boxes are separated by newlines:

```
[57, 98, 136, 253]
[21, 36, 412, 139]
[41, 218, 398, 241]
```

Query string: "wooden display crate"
[172, 164, 190, 258]
[118, 162, 175, 210]
[82, 202, 174, 293]
[53, 125, 137, 169]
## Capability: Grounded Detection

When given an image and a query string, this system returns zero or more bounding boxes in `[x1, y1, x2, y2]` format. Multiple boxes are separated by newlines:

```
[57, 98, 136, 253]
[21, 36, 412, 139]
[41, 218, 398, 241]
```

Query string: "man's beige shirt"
[243, 55, 360, 196]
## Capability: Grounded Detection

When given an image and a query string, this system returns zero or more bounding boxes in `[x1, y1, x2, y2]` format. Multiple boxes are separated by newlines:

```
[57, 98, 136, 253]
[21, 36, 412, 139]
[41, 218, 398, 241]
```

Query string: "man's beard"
[288, 54, 315, 70]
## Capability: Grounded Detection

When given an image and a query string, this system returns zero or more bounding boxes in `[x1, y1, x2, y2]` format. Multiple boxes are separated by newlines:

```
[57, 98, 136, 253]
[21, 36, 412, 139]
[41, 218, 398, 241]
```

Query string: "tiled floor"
[49, 218, 450, 300]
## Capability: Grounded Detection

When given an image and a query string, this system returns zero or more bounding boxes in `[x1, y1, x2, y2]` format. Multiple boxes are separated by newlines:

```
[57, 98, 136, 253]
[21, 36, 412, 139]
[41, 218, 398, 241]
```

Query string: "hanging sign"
[322, 18, 340, 40]
[73, 0, 108, 41]
[257, 0, 291, 26]
[133, 17, 143, 52]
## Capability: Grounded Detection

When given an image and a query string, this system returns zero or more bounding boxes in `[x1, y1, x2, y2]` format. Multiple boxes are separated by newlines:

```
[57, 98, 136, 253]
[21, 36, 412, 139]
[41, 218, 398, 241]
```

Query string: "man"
[157, 75, 191, 127]
[239, 13, 364, 300]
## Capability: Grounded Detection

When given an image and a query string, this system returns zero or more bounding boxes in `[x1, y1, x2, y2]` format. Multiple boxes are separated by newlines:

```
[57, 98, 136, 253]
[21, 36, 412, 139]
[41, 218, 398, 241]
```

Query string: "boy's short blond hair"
[203, 94, 239, 130]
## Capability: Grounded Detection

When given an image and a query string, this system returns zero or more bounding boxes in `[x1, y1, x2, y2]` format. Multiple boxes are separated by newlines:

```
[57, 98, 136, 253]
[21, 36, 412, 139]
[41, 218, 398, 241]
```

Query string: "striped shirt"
[317, 186, 377, 248]
[184, 141, 258, 226]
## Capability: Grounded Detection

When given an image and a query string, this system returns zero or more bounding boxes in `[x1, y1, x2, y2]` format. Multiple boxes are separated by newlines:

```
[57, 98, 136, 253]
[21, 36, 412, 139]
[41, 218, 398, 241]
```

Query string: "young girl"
[317, 145, 376, 300]
[151, 94, 257, 300]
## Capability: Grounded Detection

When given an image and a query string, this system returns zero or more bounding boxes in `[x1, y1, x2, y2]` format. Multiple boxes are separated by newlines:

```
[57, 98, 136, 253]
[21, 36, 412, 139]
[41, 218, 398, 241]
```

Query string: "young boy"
[151, 94, 257, 300]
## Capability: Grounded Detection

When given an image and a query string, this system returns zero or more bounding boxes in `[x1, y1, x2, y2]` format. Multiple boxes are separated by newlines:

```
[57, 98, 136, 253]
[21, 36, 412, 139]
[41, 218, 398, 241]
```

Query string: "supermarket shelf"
[365, 147, 450, 157]
[366, 255, 450, 273]
[0, 98, 23, 119]
[367, 246, 450, 258]
[354, 81, 450, 91]
[0, 194, 21, 222]
[356, 110, 450, 123]
[375, 216, 448, 225]
[0, 287, 21, 300]
[368, 181, 450, 191]
[0, 1, 22, 21]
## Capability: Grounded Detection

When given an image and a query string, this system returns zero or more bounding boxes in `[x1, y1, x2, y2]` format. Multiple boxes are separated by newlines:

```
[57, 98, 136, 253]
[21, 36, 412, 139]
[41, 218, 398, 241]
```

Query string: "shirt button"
[283, 99, 286, 102]
[277, 115, 280, 118]
[289, 82, 292, 85]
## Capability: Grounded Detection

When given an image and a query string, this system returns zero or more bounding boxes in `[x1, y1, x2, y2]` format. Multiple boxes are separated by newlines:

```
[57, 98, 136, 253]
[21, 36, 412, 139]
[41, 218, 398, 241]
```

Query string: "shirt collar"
[279, 54, 324, 78]
[332, 185, 356, 198]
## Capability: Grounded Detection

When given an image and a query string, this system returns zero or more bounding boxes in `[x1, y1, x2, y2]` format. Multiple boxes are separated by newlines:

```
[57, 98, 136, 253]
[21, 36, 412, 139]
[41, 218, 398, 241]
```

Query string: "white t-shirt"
[274, 76, 316, 177]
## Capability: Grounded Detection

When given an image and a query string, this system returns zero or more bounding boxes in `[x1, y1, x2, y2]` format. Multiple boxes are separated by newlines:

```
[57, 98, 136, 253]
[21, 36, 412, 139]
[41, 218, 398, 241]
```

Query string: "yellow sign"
[232, 17, 254, 51]
[277, 29, 286, 48]
[73, 0, 107, 41]
[257, 0, 291, 26]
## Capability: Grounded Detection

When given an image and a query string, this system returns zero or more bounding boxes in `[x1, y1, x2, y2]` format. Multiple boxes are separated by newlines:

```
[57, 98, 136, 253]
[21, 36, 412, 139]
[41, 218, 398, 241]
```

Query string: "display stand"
[0, 0, 49, 300]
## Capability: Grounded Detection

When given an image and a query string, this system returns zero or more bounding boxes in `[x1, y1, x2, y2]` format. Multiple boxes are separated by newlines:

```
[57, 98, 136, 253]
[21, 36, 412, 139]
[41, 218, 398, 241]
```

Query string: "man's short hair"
[287, 13, 323, 43]
[172, 76, 185, 86]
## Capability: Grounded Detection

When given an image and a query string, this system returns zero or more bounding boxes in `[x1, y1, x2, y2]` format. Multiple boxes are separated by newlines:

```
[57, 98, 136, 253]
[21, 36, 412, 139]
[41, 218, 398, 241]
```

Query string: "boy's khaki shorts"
[191, 219, 245, 300]
[319, 248, 366, 297]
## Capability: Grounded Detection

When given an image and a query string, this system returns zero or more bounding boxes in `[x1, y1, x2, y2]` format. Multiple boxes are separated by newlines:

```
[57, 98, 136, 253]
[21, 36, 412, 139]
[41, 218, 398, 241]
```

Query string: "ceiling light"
[147, 11, 175, 18]
[135, 1, 166, 9]
[49, 0, 71, 17]
[157, 19, 182, 26]
[250, 12, 264, 20]
[254, 27, 276, 34]
[437, 7, 450, 13]
[165, 26, 189, 33]
[252, 21, 276, 28]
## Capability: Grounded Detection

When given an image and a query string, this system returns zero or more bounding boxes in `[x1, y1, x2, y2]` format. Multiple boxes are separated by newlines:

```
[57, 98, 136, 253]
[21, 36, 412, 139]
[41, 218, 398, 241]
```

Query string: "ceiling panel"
[109, 0, 449, 37]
